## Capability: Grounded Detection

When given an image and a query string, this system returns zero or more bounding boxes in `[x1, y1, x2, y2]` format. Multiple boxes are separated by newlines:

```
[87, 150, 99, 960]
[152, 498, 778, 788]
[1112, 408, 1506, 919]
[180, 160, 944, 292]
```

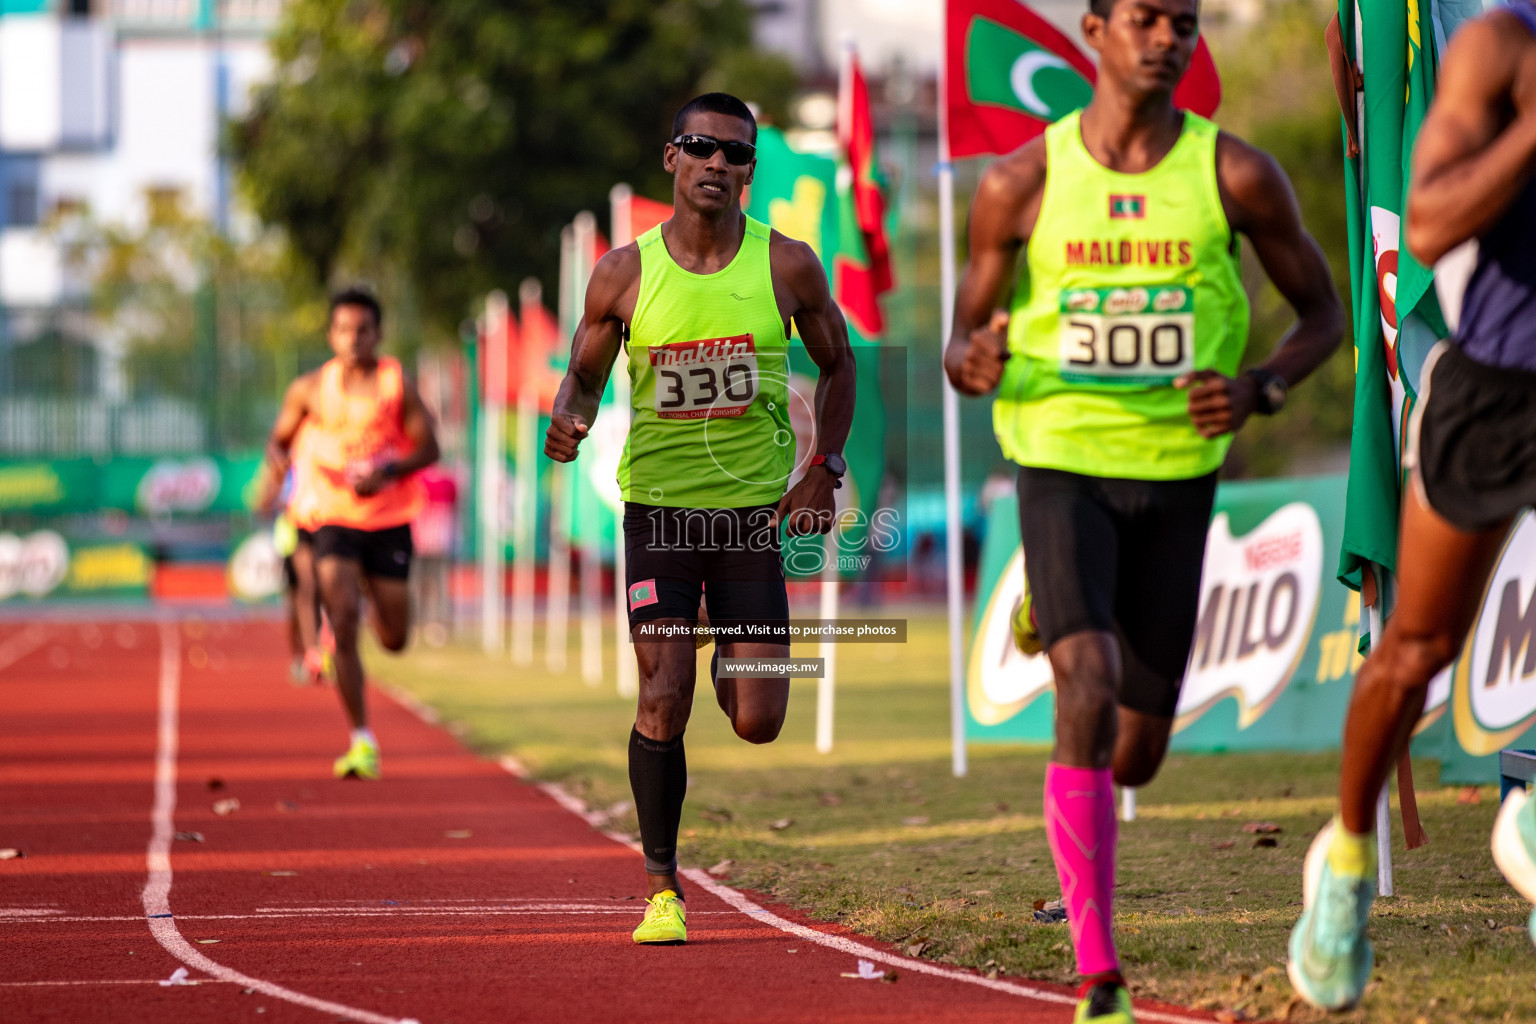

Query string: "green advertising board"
[966, 475, 1536, 782]
[0, 456, 267, 515]
[0, 530, 152, 602]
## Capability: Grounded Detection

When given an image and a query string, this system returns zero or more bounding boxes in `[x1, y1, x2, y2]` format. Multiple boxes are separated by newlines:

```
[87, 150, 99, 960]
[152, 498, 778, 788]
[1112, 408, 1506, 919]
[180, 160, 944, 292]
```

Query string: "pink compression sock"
[1043, 762, 1119, 977]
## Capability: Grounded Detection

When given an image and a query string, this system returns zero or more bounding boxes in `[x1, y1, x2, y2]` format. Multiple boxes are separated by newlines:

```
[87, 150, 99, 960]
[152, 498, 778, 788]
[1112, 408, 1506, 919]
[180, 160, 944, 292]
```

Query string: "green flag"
[1335, 0, 1447, 601]
[746, 127, 889, 570]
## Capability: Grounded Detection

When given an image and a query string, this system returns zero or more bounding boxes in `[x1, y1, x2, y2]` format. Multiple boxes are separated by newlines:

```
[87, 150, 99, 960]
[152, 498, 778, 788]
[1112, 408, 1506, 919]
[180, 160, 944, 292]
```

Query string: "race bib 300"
[1057, 285, 1195, 387]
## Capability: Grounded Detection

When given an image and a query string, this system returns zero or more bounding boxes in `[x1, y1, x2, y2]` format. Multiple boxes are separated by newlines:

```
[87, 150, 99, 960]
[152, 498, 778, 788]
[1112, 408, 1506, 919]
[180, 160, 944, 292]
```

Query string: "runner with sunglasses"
[944, 0, 1343, 1020]
[545, 92, 856, 946]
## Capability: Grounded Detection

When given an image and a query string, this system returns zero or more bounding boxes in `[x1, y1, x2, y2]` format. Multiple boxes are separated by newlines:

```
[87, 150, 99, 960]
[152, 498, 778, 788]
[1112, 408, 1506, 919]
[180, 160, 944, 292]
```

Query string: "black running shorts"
[311, 523, 413, 580]
[1016, 466, 1217, 717]
[623, 503, 789, 645]
[1409, 340, 1536, 532]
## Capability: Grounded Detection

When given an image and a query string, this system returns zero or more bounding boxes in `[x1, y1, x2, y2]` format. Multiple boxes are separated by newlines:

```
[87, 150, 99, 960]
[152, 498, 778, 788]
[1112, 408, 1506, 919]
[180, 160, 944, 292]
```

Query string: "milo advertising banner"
[968, 474, 1536, 781]
[1432, 511, 1536, 783]
[0, 531, 152, 602]
[969, 475, 1360, 751]
[0, 456, 268, 515]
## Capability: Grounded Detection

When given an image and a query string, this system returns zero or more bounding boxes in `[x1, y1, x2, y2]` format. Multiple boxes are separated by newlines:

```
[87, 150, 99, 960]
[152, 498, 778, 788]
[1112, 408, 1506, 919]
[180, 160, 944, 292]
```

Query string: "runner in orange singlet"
[265, 288, 440, 779]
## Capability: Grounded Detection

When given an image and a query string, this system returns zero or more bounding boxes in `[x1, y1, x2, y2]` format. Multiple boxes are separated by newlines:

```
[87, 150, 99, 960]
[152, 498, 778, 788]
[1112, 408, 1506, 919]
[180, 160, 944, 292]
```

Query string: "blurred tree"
[1204, 0, 1355, 478]
[229, 0, 798, 348]
[60, 194, 329, 450]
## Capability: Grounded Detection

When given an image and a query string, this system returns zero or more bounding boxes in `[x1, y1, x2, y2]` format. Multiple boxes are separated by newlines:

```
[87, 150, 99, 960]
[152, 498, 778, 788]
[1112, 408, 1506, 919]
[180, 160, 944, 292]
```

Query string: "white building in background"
[0, 1, 281, 452]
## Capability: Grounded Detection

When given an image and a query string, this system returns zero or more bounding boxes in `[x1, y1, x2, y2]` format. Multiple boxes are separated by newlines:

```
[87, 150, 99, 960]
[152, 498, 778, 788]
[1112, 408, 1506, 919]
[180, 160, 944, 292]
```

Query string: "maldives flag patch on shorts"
[628, 580, 659, 610]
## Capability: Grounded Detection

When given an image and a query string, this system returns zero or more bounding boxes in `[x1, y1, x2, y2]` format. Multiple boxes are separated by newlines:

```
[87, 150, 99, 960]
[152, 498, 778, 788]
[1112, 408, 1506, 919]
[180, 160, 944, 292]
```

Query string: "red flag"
[515, 293, 563, 415]
[480, 296, 518, 404]
[627, 196, 671, 239]
[839, 49, 894, 305]
[945, 0, 1220, 160]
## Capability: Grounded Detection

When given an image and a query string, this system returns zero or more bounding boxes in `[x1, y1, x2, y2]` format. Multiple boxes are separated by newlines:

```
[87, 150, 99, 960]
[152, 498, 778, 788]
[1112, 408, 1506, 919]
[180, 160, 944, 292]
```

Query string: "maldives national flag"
[838, 48, 894, 335]
[945, 0, 1222, 159]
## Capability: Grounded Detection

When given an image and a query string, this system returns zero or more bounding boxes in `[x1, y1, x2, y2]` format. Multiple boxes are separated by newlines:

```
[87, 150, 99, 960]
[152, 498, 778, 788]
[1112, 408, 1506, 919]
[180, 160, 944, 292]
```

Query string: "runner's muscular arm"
[265, 372, 317, 478]
[545, 247, 637, 462]
[943, 143, 1044, 395]
[1407, 14, 1536, 265]
[769, 235, 855, 535]
[1178, 138, 1344, 438]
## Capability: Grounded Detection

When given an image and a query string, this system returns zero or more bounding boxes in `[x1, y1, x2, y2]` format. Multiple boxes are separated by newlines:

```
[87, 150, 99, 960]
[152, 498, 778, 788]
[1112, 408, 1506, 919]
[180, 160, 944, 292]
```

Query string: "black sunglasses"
[670, 134, 756, 165]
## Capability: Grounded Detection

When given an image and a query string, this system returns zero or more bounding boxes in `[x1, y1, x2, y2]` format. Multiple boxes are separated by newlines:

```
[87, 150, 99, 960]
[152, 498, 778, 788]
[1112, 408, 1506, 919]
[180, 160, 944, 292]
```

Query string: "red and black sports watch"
[809, 453, 847, 487]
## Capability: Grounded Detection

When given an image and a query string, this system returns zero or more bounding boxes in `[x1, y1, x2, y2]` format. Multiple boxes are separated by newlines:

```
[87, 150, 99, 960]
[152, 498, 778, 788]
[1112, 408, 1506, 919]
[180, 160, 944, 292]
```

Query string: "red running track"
[0, 617, 1218, 1024]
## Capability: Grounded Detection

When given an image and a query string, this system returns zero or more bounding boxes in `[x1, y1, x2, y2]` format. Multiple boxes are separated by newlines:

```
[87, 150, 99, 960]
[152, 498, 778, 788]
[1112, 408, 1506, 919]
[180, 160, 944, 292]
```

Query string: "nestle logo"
[1244, 532, 1302, 572]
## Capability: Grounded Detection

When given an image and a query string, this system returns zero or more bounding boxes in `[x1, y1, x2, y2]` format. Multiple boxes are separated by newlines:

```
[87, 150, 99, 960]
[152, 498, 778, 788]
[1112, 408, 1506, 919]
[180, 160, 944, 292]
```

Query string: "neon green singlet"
[618, 216, 792, 508]
[993, 110, 1249, 479]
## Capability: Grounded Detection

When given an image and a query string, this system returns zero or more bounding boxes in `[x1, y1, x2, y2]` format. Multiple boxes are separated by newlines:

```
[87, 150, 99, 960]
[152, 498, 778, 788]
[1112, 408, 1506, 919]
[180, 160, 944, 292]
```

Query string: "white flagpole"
[479, 292, 509, 655]
[815, 38, 858, 756]
[1370, 582, 1394, 896]
[938, 21, 968, 779]
[610, 185, 639, 699]
[571, 212, 605, 686]
[817, 533, 839, 754]
[546, 227, 577, 673]
[511, 279, 541, 666]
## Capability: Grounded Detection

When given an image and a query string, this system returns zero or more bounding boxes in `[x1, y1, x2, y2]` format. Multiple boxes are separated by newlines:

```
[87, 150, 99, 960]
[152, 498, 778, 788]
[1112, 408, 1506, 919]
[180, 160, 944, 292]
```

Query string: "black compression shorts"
[311, 523, 413, 581]
[1016, 466, 1217, 717]
[623, 503, 789, 645]
[1409, 340, 1536, 532]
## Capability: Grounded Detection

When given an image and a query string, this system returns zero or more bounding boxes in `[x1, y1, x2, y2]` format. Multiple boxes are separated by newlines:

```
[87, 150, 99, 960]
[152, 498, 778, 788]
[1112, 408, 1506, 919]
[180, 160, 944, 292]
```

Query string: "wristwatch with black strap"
[1243, 367, 1289, 416]
[809, 452, 846, 488]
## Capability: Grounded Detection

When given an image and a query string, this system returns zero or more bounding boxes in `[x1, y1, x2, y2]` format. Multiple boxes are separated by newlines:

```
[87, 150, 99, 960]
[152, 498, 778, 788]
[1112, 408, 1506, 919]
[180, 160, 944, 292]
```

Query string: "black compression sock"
[628, 726, 688, 876]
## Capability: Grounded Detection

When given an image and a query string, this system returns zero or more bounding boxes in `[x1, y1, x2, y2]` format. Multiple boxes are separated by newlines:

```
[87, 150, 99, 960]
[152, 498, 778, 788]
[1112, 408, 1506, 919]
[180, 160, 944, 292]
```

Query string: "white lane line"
[10, 908, 729, 924]
[0, 624, 52, 673]
[141, 620, 422, 1024]
[0, 979, 238, 988]
[491, 761, 1216, 1024]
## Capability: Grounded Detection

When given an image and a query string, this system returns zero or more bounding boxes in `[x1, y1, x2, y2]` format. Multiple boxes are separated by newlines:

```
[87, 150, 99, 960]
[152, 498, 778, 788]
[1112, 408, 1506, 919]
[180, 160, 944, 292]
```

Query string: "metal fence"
[0, 396, 209, 456]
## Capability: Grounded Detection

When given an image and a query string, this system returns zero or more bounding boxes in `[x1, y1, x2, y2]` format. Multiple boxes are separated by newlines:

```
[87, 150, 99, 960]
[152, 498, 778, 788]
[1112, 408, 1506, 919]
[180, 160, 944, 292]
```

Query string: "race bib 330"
[649, 334, 759, 419]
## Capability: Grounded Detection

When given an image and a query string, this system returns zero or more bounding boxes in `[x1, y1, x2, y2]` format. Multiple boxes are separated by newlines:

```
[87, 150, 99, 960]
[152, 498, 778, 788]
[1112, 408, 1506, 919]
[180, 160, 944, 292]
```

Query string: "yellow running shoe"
[1073, 980, 1135, 1023]
[631, 889, 686, 945]
[332, 738, 381, 780]
[1011, 586, 1043, 656]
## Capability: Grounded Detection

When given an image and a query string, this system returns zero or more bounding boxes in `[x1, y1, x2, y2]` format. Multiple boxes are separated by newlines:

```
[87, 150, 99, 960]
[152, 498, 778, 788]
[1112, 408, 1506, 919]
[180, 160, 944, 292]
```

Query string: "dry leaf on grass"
[901, 816, 929, 826]
[707, 859, 734, 878]
[1240, 822, 1281, 834]
[769, 818, 794, 831]
[1212, 840, 1236, 850]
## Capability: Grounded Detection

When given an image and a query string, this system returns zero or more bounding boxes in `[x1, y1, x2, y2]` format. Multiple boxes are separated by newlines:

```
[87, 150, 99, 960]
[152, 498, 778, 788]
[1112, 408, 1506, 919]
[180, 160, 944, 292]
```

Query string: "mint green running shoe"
[1492, 786, 1536, 949]
[1288, 821, 1375, 1010]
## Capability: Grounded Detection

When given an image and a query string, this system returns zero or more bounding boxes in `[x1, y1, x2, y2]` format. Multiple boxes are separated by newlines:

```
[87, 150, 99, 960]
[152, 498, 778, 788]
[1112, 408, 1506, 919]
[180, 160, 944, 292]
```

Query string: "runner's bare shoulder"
[1214, 131, 1293, 234]
[766, 229, 821, 276]
[588, 241, 642, 320]
[975, 135, 1048, 238]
